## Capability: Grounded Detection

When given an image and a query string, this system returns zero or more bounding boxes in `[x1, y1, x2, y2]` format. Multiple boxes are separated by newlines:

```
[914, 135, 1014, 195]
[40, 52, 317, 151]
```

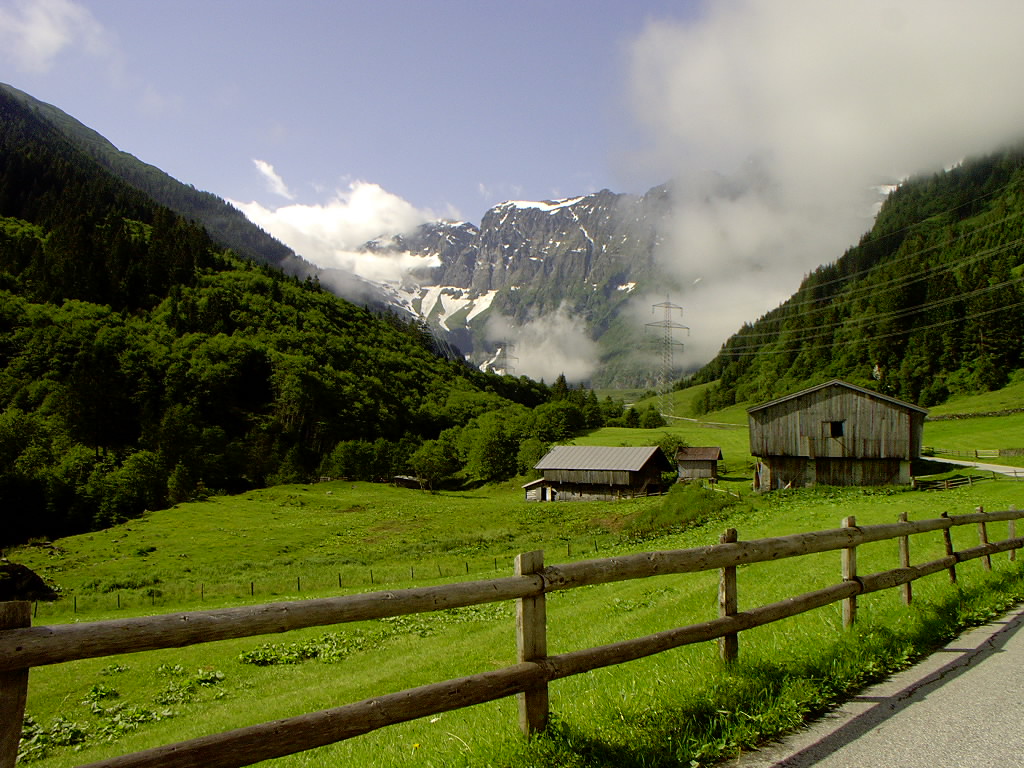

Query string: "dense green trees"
[0, 240, 573, 543]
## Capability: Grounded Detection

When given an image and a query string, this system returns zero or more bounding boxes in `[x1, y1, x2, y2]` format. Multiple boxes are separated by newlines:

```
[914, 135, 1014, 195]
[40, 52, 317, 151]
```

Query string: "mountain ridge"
[360, 185, 678, 385]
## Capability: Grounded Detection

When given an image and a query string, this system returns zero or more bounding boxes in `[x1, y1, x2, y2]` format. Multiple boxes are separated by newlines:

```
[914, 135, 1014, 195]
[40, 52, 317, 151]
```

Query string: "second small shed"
[676, 447, 723, 482]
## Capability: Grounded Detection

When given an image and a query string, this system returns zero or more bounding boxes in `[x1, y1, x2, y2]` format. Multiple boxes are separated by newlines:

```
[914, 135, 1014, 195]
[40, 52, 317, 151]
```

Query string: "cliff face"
[367, 185, 677, 385]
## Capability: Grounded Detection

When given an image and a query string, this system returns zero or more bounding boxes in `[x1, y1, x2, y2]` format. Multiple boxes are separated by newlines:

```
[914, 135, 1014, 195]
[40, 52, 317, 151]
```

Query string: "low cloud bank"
[486, 306, 598, 383]
[625, 0, 1024, 366]
[232, 177, 439, 284]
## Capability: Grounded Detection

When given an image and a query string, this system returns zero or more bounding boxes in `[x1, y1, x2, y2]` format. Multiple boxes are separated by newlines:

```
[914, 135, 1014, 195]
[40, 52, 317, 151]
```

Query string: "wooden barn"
[748, 379, 927, 490]
[676, 447, 723, 482]
[523, 445, 672, 501]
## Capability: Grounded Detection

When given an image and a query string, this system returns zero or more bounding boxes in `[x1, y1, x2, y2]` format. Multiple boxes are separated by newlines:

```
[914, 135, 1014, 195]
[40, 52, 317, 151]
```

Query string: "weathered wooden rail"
[1, 505, 1022, 768]
[913, 474, 987, 491]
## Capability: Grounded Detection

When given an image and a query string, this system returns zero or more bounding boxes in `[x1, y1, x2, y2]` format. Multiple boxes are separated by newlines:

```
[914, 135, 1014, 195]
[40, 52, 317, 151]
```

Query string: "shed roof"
[746, 379, 929, 416]
[534, 445, 671, 472]
[676, 446, 723, 462]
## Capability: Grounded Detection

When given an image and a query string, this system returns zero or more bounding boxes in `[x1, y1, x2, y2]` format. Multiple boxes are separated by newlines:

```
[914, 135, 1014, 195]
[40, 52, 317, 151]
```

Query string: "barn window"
[829, 420, 845, 438]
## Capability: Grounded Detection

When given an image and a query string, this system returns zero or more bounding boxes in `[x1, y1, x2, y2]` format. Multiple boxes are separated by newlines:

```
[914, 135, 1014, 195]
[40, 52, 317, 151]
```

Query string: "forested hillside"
[0, 87, 571, 545]
[690, 147, 1024, 411]
[0, 82, 311, 276]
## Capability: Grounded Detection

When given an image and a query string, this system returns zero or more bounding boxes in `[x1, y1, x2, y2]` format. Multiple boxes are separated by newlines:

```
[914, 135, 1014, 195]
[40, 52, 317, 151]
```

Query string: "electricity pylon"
[493, 340, 518, 376]
[646, 298, 688, 419]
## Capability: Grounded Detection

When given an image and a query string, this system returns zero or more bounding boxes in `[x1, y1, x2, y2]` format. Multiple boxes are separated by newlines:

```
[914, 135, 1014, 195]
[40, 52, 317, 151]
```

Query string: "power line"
[781, 208, 1024, 307]
[715, 298, 1024, 357]
[727, 268, 1024, 347]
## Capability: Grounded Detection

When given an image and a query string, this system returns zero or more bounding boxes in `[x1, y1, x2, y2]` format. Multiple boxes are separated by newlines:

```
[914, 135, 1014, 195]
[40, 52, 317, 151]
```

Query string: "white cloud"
[232, 178, 439, 284]
[253, 159, 294, 200]
[0, 0, 108, 73]
[626, 0, 1024, 365]
[486, 306, 599, 383]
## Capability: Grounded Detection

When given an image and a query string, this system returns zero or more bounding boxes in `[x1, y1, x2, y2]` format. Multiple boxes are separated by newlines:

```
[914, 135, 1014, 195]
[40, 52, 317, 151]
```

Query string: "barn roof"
[746, 379, 929, 416]
[676, 446, 723, 462]
[534, 445, 672, 472]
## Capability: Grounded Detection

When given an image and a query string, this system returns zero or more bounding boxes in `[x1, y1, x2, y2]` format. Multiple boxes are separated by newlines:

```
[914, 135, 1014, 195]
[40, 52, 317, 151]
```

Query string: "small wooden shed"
[748, 379, 927, 490]
[676, 447, 723, 482]
[524, 445, 672, 501]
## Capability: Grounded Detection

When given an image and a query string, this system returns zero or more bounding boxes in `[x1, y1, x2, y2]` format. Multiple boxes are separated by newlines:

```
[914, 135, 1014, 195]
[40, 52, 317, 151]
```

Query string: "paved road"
[932, 457, 1024, 478]
[727, 605, 1024, 767]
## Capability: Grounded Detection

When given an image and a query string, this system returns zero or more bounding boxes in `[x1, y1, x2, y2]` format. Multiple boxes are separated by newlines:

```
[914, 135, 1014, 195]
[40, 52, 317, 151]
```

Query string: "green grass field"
[9, 384, 1024, 767]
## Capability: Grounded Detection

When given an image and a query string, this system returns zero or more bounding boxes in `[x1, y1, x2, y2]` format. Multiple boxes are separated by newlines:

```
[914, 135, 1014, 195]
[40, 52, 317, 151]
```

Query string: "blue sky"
[5, 0, 1024, 368]
[0, 0, 699, 220]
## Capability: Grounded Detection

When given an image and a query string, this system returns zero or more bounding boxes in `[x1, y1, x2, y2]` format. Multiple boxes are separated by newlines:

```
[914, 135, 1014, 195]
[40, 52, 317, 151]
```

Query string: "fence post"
[842, 516, 857, 628]
[976, 506, 992, 571]
[515, 550, 548, 736]
[719, 528, 739, 663]
[1010, 506, 1018, 563]
[941, 512, 957, 584]
[898, 512, 912, 606]
[0, 601, 31, 768]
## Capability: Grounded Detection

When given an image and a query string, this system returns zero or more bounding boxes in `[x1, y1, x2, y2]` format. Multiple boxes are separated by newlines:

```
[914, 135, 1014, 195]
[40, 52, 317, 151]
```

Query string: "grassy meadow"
[10, 385, 1024, 768]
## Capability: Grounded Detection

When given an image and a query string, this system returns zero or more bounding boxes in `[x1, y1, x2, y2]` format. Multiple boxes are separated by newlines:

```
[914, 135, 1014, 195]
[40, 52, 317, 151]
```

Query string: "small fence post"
[515, 550, 548, 736]
[1010, 506, 1018, 563]
[898, 512, 912, 606]
[842, 516, 857, 628]
[976, 506, 992, 571]
[941, 512, 957, 584]
[0, 601, 31, 768]
[719, 528, 739, 663]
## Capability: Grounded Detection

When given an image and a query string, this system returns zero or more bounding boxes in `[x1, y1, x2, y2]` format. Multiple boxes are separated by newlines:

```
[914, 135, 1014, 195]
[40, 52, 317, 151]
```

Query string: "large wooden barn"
[523, 445, 672, 501]
[748, 379, 928, 490]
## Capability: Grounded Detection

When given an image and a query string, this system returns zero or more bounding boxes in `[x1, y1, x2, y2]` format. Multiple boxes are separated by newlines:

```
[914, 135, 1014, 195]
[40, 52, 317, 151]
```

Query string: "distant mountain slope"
[0, 82, 313, 276]
[0, 85, 548, 545]
[689, 146, 1024, 411]
[367, 185, 677, 386]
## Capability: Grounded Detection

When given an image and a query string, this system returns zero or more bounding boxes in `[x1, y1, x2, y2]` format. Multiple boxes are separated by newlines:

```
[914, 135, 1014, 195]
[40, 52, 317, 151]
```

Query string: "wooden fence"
[913, 474, 988, 491]
[1, 505, 1022, 768]
[925, 446, 1023, 459]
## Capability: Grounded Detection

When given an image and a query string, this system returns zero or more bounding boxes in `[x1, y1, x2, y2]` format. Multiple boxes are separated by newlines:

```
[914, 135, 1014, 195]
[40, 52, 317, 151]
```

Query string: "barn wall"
[531, 480, 665, 501]
[749, 387, 920, 460]
[760, 456, 813, 490]
[813, 458, 908, 486]
[760, 456, 910, 489]
[543, 469, 632, 485]
[678, 460, 718, 480]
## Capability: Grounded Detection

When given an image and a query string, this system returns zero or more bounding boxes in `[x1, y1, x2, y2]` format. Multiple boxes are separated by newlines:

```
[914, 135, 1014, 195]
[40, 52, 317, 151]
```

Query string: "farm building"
[676, 447, 723, 482]
[523, 445, 673, 501]
[748, 379, 928, 490]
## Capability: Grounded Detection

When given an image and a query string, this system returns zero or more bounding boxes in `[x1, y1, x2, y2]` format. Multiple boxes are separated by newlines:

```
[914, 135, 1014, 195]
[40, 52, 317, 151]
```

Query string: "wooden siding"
[814, 458, 908, 486]
[532, 464, 665, 502]
[678, 460, 719, 481]
[749, 385, 924, 461]
[756, 456, 910, 489]
[541, 469, 634, 486]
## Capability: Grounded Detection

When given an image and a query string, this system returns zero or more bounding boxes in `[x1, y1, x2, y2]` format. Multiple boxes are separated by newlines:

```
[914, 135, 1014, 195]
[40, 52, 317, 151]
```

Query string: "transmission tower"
[493, 340, 518, 376]
[645, 298, 688, 419]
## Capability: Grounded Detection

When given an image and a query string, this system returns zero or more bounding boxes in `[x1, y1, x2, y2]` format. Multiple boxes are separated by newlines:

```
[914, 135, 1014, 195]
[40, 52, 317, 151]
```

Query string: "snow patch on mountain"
[394, 284, 498, 331]
[501, 196, 587, 213]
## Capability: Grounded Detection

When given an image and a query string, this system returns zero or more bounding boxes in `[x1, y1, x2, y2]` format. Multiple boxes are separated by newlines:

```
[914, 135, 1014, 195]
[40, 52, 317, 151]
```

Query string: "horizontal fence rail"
[1, 504, 1022, 768]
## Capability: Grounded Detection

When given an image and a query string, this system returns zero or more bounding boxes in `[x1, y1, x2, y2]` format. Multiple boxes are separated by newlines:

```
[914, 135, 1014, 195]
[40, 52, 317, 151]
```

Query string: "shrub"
[629, 482, 743, 533]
